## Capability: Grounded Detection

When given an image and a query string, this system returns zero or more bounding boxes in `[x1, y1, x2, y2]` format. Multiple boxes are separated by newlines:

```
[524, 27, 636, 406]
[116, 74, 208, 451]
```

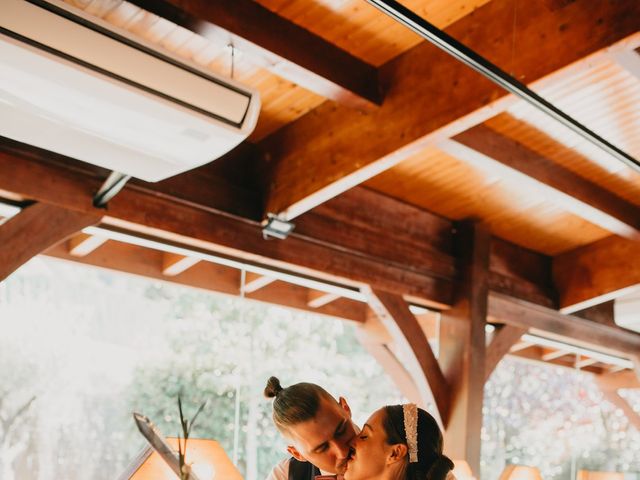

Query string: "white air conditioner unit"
[0, 0, 260, 182]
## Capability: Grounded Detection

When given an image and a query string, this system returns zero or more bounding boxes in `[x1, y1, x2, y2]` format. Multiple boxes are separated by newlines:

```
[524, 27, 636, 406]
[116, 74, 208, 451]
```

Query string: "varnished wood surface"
[486, 56, 640, 206]
[44, 240, 368, 323]
[255, 0, 492, 66]
[366, 145, 611, 255]
[452, 124, 640, 239]
[488, 292, 640, 356]
[0, 203, 101, 281]
[366, 288, 450, 422]
[262, 0, 640, 221]
[553, 235, 640, 312]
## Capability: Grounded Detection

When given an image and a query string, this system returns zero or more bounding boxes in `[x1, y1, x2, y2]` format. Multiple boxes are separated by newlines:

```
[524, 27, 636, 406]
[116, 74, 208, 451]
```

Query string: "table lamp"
[124, 438, 242, 480]
[499, 465, 543, 480]
[576, 471, 624, 480]
[452, 460, 476, 480]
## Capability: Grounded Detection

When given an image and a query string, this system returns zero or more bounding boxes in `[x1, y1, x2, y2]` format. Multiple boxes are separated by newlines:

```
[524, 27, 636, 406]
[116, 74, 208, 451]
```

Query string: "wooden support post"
[0, 202, 101, 282]
[366, 288, 450, 425]
[440, 222, 490, 477]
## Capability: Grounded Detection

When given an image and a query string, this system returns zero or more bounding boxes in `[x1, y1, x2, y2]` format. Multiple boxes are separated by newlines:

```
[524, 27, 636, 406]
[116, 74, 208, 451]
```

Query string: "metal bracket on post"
[93, 171, 131, 208]
[261, 213, 295, 240]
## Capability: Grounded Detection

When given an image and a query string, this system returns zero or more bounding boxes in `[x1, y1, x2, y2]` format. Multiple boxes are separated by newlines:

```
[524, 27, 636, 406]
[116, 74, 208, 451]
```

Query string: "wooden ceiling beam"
[0, 203, 101, 282]
[488, 291, 640, 357]
[449, 124, 640, 239]
[1, 138, 569, 311]
[44, 240, 367, 323]
[553, 234, 640, 313]
[0, 141, 452, 307]
[260, 0, 640, 220]
[127, 0, 382, 109]
[489, 238, 556, 308]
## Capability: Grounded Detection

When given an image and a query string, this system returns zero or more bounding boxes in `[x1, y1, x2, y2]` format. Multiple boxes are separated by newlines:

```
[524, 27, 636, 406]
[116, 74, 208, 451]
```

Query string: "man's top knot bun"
[264, 376, 284, 398]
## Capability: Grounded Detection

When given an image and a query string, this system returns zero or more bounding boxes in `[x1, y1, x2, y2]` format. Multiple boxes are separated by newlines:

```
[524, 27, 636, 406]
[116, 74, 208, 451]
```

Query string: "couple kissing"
[264, 377, 456, 480]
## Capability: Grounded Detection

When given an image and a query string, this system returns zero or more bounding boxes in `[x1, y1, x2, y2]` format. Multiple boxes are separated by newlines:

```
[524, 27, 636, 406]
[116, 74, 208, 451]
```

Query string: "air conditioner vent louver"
[0, 0, 260, 182]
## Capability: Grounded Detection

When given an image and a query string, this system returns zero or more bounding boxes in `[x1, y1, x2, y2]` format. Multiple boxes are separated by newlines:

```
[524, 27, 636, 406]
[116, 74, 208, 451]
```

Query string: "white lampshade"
[499, 465, 543, 480]
[452, 460, 477, 480]
[577, 471, 624, 480]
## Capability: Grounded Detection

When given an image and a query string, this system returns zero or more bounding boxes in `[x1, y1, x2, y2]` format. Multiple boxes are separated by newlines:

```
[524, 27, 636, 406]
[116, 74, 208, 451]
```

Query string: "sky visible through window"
[0, 256, 638, 480]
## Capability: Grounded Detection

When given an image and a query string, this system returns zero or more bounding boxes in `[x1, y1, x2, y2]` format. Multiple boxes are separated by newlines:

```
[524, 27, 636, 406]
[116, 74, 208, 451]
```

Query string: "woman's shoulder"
[445, 472, 457, 480]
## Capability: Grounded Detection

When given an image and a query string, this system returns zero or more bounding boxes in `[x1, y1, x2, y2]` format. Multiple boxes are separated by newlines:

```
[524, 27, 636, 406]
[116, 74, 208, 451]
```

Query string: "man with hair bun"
[264, 376, 359, 480]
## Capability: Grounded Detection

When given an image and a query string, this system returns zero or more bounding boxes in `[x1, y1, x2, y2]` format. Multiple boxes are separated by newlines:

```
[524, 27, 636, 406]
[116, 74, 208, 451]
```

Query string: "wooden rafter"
[488, 292, 640, 356]
[449, 124, 640, 239]
[127, 0, 382, 109]
[0, 203, 101, 282]
[554, 235, 640, 313]
[44, 240, 367, 323]
[366, 288, 450, 424]
[307, 290, 340, 309]
[162, 253, 201, 276]
[67, 233, 109, 257]
[261, 0, 640, 220]
[0, 141, 454, 308]
[6, 137, 634, 318]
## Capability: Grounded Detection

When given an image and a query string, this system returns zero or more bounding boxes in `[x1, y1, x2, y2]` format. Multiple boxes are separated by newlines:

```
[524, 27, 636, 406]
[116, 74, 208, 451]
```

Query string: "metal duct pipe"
[366, 0, 640, 174]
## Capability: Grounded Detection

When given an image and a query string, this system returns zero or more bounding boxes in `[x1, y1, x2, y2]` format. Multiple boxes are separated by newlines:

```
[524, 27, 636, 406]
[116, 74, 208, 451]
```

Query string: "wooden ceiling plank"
[553, 235, 640, 313]
[126, 0, 382, 108]
[67, 233, 108, 257]
[450, 124, 640, 239]
[366, 288, 450, 424]
[488, 291, 640, 356]
[0, 203, 102, 282]
[261, 1, 640, 220]
[162, 252, 201, 276]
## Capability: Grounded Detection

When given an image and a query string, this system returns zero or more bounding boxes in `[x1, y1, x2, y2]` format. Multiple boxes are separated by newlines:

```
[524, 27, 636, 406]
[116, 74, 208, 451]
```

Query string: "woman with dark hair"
[344, 404, 455, 480]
